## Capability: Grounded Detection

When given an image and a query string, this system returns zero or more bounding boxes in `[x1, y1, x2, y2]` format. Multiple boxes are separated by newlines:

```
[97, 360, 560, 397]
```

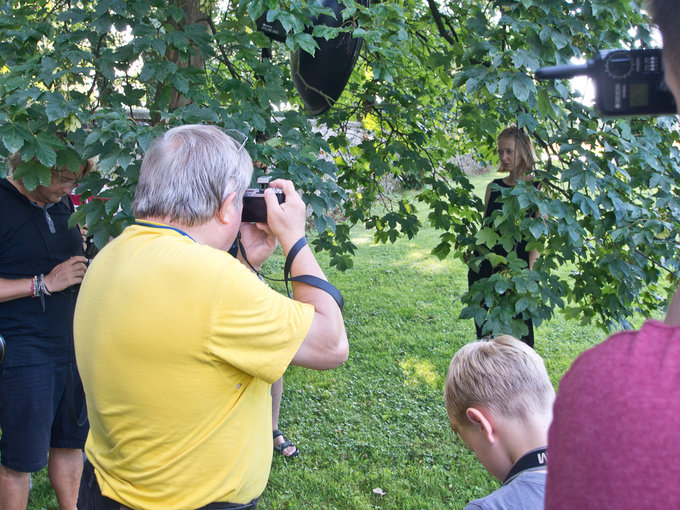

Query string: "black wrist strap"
[236, 234, 344, 311]
[284, 236, 309, 281]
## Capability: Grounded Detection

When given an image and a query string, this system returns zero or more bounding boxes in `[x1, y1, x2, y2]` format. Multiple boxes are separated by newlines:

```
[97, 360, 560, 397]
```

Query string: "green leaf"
[33, 138, 57, 168]
[2, 127, 25, 153]
[290, 33, 318, 55]
[170, 73, 190, 94]
[14, 159, 52, 189]
[56, 148, 81, 173]
[98, 150, 119, 174]
[495, 279, 512, 294]
[475, 227, 499, 249]
[515, 297, 533, 313]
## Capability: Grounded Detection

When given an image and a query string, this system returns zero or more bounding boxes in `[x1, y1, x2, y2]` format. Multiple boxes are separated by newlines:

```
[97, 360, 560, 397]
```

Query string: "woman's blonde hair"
[497, 126, 537, 173]
[444, 335, 554, 429]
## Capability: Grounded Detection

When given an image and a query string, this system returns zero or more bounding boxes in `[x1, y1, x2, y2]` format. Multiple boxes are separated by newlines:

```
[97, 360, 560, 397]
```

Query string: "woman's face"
[497, 136, 522, 173]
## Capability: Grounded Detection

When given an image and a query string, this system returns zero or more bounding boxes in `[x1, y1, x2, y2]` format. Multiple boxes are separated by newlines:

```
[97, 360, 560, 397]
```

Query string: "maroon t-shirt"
[546, 319, 680, 509]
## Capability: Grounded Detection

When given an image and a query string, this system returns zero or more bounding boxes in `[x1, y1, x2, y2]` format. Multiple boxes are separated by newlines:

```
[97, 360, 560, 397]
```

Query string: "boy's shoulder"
[464, 470, 546, 510]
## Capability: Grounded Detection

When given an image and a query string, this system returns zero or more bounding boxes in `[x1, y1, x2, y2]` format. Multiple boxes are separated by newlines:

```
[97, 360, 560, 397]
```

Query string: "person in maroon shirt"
[546, 2, 680, 507]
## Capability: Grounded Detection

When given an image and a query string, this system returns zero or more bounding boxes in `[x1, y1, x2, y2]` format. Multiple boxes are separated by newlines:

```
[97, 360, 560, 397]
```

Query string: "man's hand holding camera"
[235, 178, 306, 270]
[237, 223, 277, 272]
[263, 179, 307, 252]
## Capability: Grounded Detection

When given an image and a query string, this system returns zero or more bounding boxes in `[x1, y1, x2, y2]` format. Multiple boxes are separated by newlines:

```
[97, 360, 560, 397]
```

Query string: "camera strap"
[237, 235, 344, 311]
[502, 446, 547, 485]
[283, 237, 344, 310]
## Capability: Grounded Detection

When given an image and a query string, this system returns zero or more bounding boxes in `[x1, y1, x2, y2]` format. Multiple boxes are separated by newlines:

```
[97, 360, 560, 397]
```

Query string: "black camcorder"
[536, 49, 677, 116]
[242, 176, 285, 223]
[0, 333, 5, 365]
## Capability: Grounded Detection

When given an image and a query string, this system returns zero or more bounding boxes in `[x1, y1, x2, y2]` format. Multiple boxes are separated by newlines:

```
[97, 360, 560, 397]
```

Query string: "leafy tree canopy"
[1, 0, 678, 337]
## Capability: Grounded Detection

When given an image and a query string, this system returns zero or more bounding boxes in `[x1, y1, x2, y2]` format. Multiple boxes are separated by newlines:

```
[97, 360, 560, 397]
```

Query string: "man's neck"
[137, 216, 230, 251]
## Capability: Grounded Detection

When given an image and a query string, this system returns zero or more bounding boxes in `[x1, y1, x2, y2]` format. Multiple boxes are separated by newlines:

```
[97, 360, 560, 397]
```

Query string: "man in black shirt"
[0, 154, 92, 510]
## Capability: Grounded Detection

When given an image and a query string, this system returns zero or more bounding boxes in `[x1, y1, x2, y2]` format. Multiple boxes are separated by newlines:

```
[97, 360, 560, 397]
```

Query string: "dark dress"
[467, 178, 535, 347]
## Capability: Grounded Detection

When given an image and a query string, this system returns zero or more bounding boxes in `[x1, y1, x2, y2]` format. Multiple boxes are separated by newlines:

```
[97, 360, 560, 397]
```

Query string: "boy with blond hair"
[444, 335, 555, 509]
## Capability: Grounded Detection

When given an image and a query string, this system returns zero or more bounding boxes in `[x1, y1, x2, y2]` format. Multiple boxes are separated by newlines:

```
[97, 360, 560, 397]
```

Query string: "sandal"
[273, 429, 299, 458]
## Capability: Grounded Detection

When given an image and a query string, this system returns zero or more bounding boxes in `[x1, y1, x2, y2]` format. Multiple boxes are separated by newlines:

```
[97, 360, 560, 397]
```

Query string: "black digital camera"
[242, 176, 285, 223]
[536, 49, 677, 116]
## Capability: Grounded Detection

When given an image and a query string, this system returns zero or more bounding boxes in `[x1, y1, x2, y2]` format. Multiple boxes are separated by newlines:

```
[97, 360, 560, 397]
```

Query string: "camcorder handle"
[535, 63, 590, 80]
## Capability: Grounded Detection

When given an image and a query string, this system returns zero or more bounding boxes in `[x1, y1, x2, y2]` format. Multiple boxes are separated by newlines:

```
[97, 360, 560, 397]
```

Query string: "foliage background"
[1, 0, 678, 337]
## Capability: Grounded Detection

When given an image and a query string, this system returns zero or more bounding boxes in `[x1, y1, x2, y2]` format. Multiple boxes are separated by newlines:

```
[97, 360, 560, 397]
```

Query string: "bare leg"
[0, 463, 30, 510]
[47, 448, 83, 510]
[271, 377, 297, 457]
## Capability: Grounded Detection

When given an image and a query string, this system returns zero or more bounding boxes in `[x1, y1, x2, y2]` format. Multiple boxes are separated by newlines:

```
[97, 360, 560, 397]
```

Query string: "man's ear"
[465, 407, 496, 444]
[217, 191, 238, 224]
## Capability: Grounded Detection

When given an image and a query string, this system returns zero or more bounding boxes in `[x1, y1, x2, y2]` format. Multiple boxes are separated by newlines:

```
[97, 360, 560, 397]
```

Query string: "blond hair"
[444, 335, 554, 429]
[497, 126, 537, 173]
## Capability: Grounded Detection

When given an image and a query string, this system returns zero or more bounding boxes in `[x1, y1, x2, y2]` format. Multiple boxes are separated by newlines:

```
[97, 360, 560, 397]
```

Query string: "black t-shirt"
[0, 178, 83, 367]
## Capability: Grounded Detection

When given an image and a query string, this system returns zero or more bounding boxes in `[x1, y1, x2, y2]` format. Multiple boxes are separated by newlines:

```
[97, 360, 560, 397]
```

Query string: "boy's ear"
[217, 191, 238, 224]
[465, 407, 496, 444]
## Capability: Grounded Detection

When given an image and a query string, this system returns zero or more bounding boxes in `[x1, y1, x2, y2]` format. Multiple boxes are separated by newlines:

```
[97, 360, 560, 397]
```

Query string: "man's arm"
[285, 240, 348, 370]
[0, 277, 33, 303]
[0, 256, 88, 303]
[264, 180, 348, 370]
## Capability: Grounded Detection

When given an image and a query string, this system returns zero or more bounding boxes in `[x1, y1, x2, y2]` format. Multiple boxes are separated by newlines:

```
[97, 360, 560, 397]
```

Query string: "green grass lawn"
[25, 179, 608, 509]
[260, 190, 605, 510]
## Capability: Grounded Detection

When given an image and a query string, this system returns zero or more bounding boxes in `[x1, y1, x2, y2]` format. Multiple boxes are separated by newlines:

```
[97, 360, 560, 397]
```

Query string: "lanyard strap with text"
[503, 447, 547, 485]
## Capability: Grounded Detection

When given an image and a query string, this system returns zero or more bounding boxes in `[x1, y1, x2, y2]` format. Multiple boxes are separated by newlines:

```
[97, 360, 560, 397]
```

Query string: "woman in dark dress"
[467, 126, 539, 347]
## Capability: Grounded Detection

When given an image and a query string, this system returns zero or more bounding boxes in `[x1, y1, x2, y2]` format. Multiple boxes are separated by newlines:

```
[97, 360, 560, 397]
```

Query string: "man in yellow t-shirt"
[73, 124, 348, 510]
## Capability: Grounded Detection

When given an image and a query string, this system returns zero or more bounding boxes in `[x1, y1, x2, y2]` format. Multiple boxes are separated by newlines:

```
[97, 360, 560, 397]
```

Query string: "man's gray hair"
[133, 124, 252, 225]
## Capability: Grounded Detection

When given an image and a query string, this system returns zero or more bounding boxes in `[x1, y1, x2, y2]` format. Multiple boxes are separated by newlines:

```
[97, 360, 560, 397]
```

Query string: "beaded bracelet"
[30, 275, 39, 298]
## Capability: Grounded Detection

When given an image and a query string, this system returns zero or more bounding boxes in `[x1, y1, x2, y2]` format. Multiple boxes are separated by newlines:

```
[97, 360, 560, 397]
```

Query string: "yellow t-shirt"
[74, 223, 314, 509]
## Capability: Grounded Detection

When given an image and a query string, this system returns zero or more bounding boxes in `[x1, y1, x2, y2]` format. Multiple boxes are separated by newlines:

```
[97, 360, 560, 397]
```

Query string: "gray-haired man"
[74, 124, 348, 509]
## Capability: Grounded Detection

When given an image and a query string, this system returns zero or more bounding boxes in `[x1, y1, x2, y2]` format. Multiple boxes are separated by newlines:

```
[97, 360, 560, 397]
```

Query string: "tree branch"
[426, 0, 458, 46]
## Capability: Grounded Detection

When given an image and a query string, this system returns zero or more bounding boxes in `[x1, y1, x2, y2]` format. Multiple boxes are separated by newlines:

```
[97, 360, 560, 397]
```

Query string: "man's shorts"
[0, 362, 89, 472]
